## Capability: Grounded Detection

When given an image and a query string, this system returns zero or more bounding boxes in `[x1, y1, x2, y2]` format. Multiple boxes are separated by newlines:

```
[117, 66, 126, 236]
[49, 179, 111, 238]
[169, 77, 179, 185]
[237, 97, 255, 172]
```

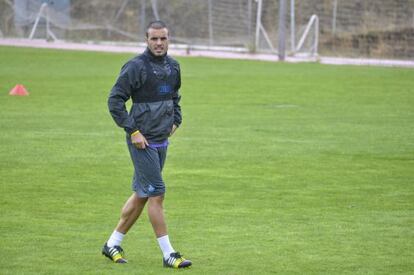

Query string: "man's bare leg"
[148, 195, 174, 258]
[148, 195, 192, 268]
[116, 193, 148, 234]
[103, 193, 147, 263]
[147, 195, 167, 237]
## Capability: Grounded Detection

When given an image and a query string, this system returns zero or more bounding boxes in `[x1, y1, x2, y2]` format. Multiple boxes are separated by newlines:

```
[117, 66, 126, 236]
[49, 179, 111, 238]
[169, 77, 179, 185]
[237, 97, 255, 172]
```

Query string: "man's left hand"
[170, 124, 178, 136]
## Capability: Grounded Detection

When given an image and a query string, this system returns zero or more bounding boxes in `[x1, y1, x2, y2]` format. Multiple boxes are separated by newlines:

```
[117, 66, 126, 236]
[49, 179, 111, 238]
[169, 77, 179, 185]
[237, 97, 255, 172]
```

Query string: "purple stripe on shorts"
[148, 140, 169, 148]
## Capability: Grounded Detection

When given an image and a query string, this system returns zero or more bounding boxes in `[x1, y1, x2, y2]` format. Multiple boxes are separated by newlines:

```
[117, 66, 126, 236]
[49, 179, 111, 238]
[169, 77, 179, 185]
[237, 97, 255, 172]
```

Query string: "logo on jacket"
[158, 84, 172, 95]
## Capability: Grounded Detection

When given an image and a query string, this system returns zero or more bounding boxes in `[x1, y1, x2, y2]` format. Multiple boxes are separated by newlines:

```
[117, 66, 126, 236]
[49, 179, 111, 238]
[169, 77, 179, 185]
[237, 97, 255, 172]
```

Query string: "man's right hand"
[131, 130, 149, 149]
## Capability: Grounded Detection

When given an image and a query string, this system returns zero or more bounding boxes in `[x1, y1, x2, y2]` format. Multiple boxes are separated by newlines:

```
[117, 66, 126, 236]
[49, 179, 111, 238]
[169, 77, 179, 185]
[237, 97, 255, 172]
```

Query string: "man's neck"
[145, 48, 167, 62]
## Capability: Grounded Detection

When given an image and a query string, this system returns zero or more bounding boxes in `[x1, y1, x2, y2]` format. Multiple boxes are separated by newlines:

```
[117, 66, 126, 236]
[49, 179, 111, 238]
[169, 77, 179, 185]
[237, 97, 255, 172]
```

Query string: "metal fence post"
[332, 0, 338, 35]
[255, 0, 263, 51]
[208, 0, 213, 46]
[278, 0, 287, 60]
[290, 0, 295, 53]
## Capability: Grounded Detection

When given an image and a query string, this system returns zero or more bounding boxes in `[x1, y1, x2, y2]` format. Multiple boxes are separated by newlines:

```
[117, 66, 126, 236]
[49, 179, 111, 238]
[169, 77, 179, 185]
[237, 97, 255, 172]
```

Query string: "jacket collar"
[144, 48, 167, 63]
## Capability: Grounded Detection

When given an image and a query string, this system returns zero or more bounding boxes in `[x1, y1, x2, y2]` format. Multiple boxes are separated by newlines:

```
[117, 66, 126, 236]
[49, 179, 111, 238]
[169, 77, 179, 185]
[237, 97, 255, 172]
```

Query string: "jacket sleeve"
[107, 60, 141, 134]
[172, 63, 182, 127]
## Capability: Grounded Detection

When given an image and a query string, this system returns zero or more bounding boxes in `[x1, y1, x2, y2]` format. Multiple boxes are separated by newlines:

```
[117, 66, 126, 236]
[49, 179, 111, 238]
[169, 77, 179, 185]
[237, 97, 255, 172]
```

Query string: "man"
[102, 20, 192, 269]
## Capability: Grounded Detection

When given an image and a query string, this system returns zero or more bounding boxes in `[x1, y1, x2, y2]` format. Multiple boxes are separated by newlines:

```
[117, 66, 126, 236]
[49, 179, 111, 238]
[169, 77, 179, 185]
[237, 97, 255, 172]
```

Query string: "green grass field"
[0, 46, 413, 274]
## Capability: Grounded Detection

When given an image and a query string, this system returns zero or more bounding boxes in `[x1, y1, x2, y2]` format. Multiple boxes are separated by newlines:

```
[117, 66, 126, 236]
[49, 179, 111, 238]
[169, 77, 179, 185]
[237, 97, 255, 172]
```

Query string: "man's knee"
[148, 195, 164, 205]
[121, 194, 147, 216]
[147, 195, 165, 212]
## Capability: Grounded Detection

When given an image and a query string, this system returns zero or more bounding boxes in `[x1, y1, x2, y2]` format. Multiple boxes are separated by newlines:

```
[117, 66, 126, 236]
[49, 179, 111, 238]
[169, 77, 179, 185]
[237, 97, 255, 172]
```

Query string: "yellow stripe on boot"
[112, 253, 123, 262]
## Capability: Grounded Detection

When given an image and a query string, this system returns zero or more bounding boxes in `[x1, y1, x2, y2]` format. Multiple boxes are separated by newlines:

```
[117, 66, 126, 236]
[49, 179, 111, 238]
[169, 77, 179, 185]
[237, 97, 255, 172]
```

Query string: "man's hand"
[131, 130, 149, 149]
[170, 124, 178, 136]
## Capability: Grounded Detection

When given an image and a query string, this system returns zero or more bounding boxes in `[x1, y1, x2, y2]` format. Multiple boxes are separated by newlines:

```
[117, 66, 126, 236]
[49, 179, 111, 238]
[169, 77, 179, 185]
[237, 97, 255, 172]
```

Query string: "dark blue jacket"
[108, 49, 182, 143]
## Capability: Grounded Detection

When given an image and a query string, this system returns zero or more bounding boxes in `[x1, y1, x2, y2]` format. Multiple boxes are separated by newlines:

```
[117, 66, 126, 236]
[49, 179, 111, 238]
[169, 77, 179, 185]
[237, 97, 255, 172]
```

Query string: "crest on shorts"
[148, 184, 155, 193]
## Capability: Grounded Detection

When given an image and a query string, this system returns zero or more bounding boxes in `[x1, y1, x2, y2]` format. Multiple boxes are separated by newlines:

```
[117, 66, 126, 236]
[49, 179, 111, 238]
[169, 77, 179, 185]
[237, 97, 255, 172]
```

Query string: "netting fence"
[0, 0, 413, 59]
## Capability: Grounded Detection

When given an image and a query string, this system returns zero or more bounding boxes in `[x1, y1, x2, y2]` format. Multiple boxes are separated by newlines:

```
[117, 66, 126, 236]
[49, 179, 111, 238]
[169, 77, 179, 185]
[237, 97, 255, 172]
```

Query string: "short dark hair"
[146, 20, 168, 37]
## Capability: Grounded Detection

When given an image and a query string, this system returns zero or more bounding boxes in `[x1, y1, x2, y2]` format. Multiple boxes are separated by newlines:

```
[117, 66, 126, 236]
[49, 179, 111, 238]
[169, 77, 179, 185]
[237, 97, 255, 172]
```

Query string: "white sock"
[107, 230, 125, 247]
[157, 235, 175, 259]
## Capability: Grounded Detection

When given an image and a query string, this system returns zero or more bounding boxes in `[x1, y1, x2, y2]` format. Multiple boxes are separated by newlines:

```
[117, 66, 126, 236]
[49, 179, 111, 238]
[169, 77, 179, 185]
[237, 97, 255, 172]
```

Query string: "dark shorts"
[127, 137, 167, 198]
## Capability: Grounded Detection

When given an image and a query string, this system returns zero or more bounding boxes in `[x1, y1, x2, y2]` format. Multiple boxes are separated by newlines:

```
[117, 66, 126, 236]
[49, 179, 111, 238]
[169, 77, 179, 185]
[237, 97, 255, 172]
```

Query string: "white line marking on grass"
[271, 104, 299, 108]
[262, 104, 299, 109]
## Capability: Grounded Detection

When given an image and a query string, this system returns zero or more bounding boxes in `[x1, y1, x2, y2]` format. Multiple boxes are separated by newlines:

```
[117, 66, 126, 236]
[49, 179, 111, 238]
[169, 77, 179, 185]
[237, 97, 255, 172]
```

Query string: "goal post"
[294, 14, 319, 57]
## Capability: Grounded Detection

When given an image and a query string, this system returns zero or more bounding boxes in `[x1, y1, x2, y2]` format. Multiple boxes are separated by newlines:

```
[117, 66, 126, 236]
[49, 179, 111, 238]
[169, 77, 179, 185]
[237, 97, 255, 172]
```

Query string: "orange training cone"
[9, 84, 29, 96]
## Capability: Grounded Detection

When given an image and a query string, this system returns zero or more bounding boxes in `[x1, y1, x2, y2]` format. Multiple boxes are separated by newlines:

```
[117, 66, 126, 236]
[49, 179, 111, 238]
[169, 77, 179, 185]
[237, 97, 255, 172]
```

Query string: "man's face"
[146, 28, 169, 56]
